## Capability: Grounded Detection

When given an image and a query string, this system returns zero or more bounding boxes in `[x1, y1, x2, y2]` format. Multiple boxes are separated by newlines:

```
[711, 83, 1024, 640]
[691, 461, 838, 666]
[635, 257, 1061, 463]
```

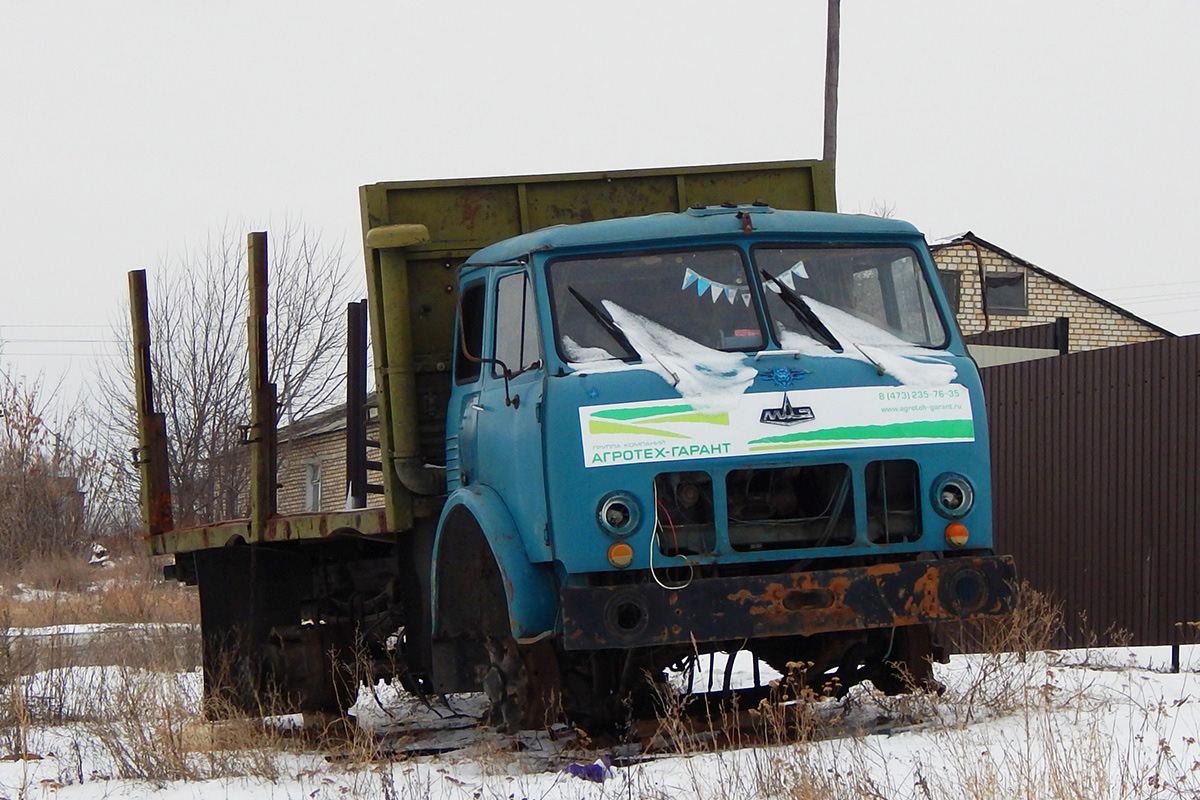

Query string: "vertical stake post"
[128, 270, 174, 541]
[346, 299, 368, 509]
[247, 232, 278, 540]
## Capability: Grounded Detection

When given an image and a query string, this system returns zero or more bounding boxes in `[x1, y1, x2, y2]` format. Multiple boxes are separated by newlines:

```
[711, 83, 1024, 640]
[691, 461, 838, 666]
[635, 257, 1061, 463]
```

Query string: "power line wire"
[0, 340, 118, 347]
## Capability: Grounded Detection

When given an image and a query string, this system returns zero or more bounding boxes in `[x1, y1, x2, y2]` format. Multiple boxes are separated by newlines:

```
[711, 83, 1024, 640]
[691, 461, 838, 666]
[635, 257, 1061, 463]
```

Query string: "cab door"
[473, 269, 551, 562]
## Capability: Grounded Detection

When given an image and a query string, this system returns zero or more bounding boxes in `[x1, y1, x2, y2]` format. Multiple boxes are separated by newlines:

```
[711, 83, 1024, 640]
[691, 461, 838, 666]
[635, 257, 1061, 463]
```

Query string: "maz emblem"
[756, 367, 809, 388]
[760, 393, 815, 426]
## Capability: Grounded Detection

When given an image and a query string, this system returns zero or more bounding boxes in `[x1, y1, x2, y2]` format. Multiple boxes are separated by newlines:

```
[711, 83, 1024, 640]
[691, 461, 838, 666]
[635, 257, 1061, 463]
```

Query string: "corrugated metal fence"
[968, 319, 1067, 352]
[981, 334, 1200, 646]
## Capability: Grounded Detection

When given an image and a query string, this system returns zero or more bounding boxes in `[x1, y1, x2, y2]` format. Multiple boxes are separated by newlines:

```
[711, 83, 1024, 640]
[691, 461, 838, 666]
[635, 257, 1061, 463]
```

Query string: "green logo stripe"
[750, 440, 859, 452]
[588, 419, 691, 439]
[591, 404, 694, 421]
[639, 411, 730, 426]
[749, 419, 975, 446]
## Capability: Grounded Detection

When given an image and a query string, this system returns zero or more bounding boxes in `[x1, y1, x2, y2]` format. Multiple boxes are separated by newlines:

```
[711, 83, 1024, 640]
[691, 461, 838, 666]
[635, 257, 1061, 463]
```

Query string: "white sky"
[2, 1, 1198, 404]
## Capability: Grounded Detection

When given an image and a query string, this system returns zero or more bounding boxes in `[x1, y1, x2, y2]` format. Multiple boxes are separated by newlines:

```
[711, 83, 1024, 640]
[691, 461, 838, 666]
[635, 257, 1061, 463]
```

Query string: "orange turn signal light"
[945, 522, 969, 548]
[607, 541, 634, 568]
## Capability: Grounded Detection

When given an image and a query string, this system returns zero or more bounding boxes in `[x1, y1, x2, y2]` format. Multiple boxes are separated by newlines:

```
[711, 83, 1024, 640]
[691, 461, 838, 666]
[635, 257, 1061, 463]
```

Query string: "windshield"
[548, 248, 764, 362]
[753, 246, 947, 348]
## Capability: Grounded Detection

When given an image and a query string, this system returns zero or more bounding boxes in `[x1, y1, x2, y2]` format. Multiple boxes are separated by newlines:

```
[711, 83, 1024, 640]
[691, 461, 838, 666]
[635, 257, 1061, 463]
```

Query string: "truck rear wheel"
[260, 624, 361, 714]
[193, 546, 320, 717]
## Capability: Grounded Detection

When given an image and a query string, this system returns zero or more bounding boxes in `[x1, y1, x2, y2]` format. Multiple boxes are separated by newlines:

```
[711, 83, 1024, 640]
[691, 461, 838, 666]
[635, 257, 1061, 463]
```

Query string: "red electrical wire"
[655, 497, 681, 556]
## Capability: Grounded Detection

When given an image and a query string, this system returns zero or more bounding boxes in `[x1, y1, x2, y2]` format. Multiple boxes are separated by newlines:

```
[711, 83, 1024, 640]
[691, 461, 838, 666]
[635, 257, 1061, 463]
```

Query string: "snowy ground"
[4, 635, 1200, 799]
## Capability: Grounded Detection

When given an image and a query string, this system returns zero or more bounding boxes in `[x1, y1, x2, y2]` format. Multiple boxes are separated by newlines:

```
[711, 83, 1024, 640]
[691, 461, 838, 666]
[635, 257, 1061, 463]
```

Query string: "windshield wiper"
[566, 286, 640, 360]
[760, 270, 842, 352]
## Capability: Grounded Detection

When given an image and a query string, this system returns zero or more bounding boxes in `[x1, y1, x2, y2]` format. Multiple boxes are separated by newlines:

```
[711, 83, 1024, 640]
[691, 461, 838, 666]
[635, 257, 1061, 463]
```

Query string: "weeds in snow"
[4, 563, 1200, 798]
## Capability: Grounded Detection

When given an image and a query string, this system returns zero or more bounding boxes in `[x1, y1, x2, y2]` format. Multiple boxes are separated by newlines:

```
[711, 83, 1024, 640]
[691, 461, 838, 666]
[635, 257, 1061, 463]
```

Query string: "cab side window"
[455, 282, 486, 384]
[493, 273, 541, 376]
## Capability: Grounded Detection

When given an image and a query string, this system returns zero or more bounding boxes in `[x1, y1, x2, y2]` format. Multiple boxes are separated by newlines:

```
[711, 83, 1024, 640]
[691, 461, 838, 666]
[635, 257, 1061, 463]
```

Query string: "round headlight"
[597, 492, 640, 538]
[931, 473, 974, 519]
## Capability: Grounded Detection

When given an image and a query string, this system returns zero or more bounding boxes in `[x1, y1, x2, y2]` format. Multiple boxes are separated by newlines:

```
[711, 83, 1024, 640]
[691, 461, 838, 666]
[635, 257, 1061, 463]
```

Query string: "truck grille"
[726, 465, 855, 551]
[653, 460, 919, 554]
[653, 472, 715, 556]
[654, 464, 856, 555]
[865, 459, 921, 543]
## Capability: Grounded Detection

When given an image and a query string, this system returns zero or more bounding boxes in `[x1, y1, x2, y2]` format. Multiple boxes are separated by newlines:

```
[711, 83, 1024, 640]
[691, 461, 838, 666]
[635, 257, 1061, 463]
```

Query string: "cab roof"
[465, 206, 923, 265]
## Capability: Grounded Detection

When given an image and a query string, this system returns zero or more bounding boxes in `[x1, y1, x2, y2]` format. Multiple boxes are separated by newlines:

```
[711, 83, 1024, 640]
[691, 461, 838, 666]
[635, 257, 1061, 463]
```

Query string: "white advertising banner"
[579, 384, 974, 468]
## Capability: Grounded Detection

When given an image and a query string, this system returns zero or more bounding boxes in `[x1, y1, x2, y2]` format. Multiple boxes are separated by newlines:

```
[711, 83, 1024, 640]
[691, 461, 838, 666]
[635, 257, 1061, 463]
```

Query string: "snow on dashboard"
[603, 302, 759, 397]
[777, 297, 958, 387]
[561, 334, 615, 363]
[564, 298, 957, 395]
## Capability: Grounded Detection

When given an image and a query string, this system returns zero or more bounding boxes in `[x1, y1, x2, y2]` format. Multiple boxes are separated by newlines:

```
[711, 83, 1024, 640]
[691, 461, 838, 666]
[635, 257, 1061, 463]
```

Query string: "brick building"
[931, 232, 1172, 354]
[277, 401, 383, 515]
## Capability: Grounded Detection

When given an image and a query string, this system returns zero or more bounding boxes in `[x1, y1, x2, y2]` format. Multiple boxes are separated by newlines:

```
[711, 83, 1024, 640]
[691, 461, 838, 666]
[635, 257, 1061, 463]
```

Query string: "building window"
[304, 462, 322, 512]
[936, 269, 961, 315]
[985, 272, 1028, 315]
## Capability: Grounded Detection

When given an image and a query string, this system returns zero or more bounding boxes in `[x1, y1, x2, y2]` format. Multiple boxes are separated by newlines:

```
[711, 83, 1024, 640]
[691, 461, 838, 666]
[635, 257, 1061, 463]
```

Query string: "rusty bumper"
[560, 555, 1016, 651]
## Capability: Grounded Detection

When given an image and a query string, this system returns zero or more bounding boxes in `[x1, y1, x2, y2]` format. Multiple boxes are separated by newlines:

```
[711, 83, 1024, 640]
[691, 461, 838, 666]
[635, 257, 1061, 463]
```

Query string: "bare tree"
[0, 374, 93, 565]
[867, 200, 897, 219]
[97, 220, 355, 528]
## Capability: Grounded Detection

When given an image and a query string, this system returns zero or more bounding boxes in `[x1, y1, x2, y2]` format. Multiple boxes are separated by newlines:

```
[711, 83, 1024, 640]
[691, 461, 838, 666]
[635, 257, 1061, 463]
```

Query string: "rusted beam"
[247, 232, 277, 542]
[560, 556, 1017, 650]
[146, 509, 392, 556]
[128, 270, 175, 541]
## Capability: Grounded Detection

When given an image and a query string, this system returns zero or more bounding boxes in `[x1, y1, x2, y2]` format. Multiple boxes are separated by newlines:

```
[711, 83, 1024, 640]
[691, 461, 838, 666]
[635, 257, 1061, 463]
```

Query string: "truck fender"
[431, 486, 557, 642]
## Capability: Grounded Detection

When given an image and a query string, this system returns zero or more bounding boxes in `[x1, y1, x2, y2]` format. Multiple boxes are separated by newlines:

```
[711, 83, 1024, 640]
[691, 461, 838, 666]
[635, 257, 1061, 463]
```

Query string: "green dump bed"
[360, 160, 835, 253]
[357, 160, 835, 529]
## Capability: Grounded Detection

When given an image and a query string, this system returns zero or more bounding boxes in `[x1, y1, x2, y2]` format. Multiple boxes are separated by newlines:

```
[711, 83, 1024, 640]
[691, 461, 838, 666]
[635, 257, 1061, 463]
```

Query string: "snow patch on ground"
[6, 622, 196, 639]
[6, 630, 1200, 799]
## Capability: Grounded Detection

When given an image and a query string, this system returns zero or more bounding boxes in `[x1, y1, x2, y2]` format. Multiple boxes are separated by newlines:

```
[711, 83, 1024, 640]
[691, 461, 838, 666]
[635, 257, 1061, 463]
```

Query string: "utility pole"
[823, 0, 841, 167]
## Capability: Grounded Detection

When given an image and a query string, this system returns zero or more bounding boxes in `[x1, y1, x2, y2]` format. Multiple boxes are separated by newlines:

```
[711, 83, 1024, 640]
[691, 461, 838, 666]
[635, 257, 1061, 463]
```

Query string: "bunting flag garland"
[680, 261, 807, 304]
[681, 268, 753, 305]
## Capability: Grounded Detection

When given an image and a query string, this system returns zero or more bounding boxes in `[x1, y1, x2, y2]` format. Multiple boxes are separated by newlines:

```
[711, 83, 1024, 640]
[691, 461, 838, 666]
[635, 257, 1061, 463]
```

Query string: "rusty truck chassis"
[560, 555, 1015, 650]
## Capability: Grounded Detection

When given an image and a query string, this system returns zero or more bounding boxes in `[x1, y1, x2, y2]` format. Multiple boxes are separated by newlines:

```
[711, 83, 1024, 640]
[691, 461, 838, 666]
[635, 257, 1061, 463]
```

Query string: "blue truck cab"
[429, 198, 1013, 720]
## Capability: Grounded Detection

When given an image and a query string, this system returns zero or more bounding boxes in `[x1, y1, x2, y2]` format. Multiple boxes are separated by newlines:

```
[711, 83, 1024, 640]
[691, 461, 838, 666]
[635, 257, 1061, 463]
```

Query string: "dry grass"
[0, 553, 198, 628]
[0, 551, 395, 790]
[942, 581, 1068, 722]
